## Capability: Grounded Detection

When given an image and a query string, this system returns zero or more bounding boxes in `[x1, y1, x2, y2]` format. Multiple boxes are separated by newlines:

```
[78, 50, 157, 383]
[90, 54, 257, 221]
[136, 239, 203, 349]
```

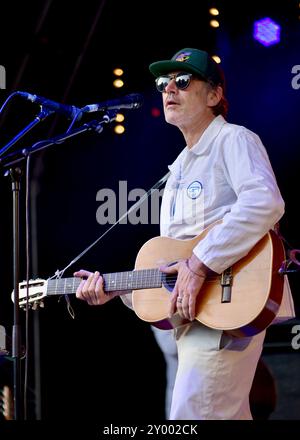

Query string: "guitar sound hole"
[162, 273, 177, 292]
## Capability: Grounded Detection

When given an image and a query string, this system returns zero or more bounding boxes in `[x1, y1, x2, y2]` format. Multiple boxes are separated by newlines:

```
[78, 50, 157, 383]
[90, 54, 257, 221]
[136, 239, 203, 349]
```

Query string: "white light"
[113, 79, 124, 88]
[114, 124, 125, 134]
[212, 55, 221, 64]
[116, 113, 125, 122]
[209, 8, 219, 16]
[210, 19, 220, 28]
[113, 68, 124, 76]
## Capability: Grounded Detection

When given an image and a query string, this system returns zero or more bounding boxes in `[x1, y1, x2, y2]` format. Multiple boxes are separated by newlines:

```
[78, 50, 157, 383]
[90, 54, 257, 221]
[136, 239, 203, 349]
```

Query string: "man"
[75, 48, 295, 419]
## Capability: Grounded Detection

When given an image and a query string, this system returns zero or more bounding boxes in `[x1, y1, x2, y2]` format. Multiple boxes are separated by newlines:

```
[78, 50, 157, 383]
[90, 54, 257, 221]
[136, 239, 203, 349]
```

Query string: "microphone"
[81, 93, 143, 113]
[16, 91, 81, 119]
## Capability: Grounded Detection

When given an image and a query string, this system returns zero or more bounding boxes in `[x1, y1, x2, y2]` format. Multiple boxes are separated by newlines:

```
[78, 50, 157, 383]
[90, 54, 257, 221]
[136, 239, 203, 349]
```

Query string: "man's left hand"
[160, 254, 210, 321]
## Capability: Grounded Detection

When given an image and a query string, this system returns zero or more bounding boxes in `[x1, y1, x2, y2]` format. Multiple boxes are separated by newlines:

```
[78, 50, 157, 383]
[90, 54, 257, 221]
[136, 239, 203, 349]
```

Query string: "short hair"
[207, 81, 229, 118]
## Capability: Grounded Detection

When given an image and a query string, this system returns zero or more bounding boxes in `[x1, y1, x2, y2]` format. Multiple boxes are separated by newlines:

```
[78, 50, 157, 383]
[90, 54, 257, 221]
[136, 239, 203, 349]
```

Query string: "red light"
[151, 107, 161, 117]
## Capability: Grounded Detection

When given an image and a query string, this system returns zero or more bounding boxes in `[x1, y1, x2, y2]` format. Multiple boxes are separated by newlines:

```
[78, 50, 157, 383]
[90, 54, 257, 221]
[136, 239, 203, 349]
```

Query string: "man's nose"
[164, 78, 177, 93]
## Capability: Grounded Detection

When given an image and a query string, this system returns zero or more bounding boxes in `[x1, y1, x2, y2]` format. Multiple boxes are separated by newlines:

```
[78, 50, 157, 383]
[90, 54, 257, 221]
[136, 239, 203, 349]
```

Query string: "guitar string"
[46, 274, 219, 283]
[46, 273, 219, 282]
[48, 171, 171, 281]
[45, 276, 218, 293]
[45, 269, 218, 295]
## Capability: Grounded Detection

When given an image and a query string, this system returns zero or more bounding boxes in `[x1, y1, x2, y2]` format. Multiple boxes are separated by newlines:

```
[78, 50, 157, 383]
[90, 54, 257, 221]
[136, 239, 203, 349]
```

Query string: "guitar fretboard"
[46, 269, 164, 295]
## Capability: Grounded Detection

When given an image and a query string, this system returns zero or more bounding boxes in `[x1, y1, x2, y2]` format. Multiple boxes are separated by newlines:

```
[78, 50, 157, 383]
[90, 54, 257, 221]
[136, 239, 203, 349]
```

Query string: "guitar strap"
[50, 171, 171, 280]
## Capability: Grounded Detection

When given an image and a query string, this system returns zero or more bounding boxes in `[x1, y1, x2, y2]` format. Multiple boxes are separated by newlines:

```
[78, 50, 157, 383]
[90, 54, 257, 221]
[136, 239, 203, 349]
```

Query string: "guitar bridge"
[221, 267, 233, 303]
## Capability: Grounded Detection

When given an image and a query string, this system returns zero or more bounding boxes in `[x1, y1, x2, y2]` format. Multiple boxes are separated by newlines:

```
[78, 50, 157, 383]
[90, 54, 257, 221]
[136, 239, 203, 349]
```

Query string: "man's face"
[160, 71, 213, 129]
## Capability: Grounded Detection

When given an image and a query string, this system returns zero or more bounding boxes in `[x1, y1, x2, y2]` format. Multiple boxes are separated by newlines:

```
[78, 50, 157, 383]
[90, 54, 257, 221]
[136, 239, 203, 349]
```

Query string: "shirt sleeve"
[193, 128, 285, 273]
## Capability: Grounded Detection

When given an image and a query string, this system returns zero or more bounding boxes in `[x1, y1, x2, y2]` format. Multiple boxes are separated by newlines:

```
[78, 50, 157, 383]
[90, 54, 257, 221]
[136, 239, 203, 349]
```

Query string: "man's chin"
[165, 112, 181, 126]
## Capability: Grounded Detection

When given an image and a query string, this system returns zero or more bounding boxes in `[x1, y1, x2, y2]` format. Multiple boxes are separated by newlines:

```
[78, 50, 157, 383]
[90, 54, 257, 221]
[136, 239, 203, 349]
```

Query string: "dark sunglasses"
[155, 72, 193, 93]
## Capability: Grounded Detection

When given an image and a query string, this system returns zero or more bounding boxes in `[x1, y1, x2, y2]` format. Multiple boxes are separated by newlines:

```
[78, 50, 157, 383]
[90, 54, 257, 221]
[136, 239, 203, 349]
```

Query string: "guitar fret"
[72, 277, 76, 294]
[47, 277, 81, 295]
[103, 269, 163, 291]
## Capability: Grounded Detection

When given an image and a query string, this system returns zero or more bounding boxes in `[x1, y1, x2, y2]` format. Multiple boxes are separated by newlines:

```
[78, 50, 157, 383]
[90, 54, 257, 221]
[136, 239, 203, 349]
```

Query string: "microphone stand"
[0, 106, 53, 420]
[0, 110, 117, 420]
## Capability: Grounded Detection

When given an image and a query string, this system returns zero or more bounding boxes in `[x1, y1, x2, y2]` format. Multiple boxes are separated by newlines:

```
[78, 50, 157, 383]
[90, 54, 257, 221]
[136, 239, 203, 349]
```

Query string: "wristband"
[185, 259, 206, 278]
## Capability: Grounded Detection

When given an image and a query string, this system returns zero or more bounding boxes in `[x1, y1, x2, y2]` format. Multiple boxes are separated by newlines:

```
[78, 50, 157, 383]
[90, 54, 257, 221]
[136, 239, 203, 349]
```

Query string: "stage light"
[113, 78, 124, 88]
[209, 8, 219, 16]
[151, 107, 161, 118]
[112, 69, 125, 132]
[210, 19, 219, 28]
[253, 17, 281, 46]
[113, 68, 124, 76]
[115, 113, 125, 122]
[113, 67, 124, 88]
[212, 55, 221, 64]
[114, 124, 125, 134]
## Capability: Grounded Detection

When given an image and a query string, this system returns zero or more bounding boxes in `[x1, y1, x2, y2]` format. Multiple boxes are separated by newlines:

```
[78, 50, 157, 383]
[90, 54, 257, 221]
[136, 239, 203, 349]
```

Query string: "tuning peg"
[32, 302, 38, 311]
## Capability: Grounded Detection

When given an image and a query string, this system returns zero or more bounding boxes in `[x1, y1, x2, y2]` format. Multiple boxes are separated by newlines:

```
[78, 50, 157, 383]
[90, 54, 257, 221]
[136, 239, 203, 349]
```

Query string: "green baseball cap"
[149, 48, 224, 86]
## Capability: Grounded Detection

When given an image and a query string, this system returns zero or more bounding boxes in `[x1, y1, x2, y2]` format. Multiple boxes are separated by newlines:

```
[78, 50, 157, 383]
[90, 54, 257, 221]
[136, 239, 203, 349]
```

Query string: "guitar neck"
[46, 269, 163, 296]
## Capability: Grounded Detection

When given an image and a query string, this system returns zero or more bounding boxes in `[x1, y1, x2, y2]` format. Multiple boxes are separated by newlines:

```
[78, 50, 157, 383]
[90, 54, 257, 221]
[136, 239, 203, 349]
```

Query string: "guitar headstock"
[11, 278, 47, 309]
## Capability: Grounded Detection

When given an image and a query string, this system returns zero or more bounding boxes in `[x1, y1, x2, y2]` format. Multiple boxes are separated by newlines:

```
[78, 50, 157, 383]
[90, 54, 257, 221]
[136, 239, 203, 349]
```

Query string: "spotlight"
[209, 8, 219, 16]
[253, 17, 281, 47]
[113, 68, 124, 76]
[210, 19, 220, 28]
[113, 67, 124, 88]
[114, 124, 125, 134]
[212, 55, 221, 64]
[115, 113, 125, 122]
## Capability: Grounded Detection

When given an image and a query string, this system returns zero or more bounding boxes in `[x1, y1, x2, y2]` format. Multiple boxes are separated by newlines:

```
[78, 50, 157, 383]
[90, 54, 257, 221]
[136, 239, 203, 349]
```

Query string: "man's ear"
[207, 85, 223, 107]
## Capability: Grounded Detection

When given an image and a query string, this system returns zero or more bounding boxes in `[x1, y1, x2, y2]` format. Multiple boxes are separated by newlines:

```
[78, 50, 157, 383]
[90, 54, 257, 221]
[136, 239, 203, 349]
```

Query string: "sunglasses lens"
[156, 76, 170, 92]
[155, 73, 192, 92]
[175, 73, 191, 90]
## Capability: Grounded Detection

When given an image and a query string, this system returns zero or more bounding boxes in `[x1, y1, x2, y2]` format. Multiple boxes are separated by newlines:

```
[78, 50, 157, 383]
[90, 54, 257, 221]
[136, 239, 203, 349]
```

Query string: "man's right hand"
[74, 270, 113, 306]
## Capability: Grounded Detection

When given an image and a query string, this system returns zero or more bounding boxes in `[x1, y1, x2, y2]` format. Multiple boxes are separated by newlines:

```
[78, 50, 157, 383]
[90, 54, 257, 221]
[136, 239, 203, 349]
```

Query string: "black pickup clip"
[221, 267, 233, 303]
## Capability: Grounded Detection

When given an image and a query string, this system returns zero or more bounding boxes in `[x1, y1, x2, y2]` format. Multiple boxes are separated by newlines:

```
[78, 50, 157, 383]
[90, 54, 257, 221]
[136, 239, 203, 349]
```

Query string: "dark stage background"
[0, 0, 300, 423]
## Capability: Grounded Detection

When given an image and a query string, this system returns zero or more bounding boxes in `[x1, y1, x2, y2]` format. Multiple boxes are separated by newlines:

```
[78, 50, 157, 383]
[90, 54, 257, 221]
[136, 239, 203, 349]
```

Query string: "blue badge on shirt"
[187, 181, 203, 199]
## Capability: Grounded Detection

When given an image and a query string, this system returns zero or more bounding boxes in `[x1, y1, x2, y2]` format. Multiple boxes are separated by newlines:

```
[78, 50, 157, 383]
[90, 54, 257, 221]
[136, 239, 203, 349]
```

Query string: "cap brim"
[149, 60, 204, 78]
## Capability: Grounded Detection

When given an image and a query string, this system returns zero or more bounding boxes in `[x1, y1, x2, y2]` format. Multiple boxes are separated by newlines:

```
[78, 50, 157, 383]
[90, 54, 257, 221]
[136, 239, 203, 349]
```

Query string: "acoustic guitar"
[13, 225, 285, 337]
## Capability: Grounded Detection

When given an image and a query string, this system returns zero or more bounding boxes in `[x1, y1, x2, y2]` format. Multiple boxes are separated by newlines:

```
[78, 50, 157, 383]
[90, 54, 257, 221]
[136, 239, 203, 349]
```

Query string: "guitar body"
[132, 229, 285, 337]
[14, 221, 285, 337]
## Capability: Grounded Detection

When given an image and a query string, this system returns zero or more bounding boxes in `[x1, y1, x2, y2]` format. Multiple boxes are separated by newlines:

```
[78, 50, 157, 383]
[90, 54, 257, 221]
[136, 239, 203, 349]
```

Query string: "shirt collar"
[168, 115, 227, 176]
[190, 115, 226, 155]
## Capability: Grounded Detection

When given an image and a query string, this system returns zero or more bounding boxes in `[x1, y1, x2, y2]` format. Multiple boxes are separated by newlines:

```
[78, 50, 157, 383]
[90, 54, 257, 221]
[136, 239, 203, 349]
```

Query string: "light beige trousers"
[154, 321, 266, 420]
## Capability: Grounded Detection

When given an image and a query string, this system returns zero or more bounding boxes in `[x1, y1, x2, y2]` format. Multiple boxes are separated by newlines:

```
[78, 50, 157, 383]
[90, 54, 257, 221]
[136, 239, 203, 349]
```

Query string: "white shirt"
[160, 115, 295, 321]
